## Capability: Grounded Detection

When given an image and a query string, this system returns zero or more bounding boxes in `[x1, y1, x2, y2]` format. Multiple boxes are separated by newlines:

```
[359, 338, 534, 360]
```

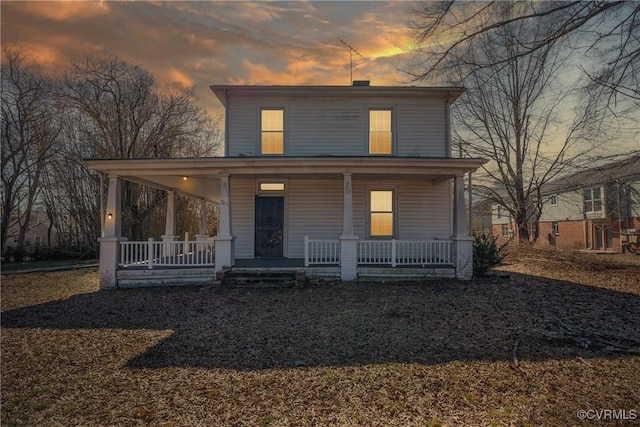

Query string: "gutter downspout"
[224, 89, 230, 157]
[445, 92, 454, 158]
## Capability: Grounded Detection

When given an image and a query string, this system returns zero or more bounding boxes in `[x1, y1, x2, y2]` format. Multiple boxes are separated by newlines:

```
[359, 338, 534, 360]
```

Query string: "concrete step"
[117, 268, 215, 287]
[221, 270, 305, 287]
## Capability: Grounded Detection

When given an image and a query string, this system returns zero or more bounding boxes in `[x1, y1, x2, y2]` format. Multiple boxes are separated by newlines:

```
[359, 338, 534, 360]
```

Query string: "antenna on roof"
[337, 37, 362, 85]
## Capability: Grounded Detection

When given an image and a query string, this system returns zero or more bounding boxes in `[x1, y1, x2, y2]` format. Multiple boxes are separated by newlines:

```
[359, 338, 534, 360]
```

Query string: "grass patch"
[2, 249, 639, 426]
[1, 259, 97, 273]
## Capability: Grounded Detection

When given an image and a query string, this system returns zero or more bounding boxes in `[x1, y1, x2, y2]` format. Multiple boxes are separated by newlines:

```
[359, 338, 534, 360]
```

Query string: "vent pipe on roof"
[352, 80, 370, 87]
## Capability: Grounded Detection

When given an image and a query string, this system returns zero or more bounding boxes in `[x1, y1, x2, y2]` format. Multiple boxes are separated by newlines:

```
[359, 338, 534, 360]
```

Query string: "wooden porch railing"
[119, 238, 215, 269]
[304, 236, 340, 266]
[358, 239, 453, 266]
[304, 237, 454, 267]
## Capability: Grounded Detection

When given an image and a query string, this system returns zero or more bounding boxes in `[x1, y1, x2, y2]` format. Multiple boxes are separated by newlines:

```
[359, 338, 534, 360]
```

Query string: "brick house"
[492, 155, 640, 252]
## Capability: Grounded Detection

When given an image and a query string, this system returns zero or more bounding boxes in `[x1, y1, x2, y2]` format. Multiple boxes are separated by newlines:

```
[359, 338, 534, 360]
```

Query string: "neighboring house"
[471, 198, 493, 234]
[3, 210, 57, 250]
[492, 155, 640, 252]
[86, 83, 485, 289]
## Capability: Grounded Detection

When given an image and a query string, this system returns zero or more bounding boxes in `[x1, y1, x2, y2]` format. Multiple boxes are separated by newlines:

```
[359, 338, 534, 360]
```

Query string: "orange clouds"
[168, 69, 195, 88]
[18, 1, 110, 21]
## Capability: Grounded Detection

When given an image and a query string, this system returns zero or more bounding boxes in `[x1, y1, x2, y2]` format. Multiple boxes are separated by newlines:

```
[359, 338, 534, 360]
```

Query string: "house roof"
[85, 156, 485, 202]
[542, 155, 640, 195]
[209, 85, 466, 107]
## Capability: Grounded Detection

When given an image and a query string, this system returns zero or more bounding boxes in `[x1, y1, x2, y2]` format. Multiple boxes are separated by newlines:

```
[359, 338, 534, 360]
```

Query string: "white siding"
[230, 178, 255, 258]
[396, 102, 446, 157]
[227, 98, 258, 156]
[539, 189, 605, 222]
[288, 100, 366, 156]
[353, 179, 451, 240]
[229, 177, 453, 259]
[225, 95, 448, 157]
[287, 180, 343, 256]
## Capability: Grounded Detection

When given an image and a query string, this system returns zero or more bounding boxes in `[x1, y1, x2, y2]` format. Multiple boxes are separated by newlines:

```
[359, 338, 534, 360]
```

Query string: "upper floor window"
[370, 190, 394, 237]
[550, 194, 558, 206]
[497, 205, 502, 219]
[369, 109, 392, 155]
[261, 109, 284, 154]
[583, 188, 602, 212]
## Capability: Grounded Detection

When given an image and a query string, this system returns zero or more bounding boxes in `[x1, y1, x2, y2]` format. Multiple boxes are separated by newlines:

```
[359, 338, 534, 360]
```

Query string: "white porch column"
[162, 190, 177, 256]
[453, 174, 473, 280]
[340, 173, 358, 281]
[99, 175, 126, 289]
[214, 174, 234, 269]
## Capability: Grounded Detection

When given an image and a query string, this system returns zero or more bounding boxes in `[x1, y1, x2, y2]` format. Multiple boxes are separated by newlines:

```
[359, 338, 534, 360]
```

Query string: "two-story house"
[492, 155, 640, 252]
[86, 83, 485, 289]
[538, 155, 640, 252]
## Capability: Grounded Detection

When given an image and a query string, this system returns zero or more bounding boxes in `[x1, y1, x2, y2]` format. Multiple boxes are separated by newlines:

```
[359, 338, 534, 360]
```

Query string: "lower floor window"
[552, 222, 559, 235]
[501, 224, 509, 237]
[370, 190, 393, 237]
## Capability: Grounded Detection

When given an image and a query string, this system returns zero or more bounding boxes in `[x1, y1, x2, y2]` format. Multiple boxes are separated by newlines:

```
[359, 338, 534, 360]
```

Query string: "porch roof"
[85, 156, 486, 202]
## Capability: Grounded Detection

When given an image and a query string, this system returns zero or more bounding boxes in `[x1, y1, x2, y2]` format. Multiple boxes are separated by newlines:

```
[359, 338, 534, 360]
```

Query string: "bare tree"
[409, 1, 639, 106]
[412, 4, 603, 241]
[49, 55, 222, 243]
[1, 47, 61, 254]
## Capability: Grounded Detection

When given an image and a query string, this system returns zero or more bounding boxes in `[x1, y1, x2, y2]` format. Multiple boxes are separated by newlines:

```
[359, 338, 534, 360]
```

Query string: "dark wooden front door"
[255, 196, 284, 257]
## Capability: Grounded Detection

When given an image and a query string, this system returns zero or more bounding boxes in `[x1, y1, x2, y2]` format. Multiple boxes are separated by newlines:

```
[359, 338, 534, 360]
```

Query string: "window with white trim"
[370, 190, 394, 237]
[369, 109, 392, 155]
[501, 224, 509, 237]
[552, 222, 559, 235]
[261, 109, 284, 154]
[583, 188, 602, 212]
[550, 194, 558, 206]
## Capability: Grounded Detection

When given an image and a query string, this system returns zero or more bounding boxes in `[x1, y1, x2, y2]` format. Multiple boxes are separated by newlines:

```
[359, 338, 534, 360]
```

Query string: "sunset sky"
[2, 1, 421, 116]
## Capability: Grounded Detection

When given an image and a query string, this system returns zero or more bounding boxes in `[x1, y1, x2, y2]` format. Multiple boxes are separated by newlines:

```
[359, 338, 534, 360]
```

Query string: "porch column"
[99, 175, 126, 289]
[453, 174, 473, 280]
[162, 190, 177, 256]
[340, 173, 358, 281]
[214, 174, 234, 270]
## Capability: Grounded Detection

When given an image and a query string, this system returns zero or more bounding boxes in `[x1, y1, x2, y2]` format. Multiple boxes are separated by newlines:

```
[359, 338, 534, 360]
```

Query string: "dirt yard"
[2, 247, 639, 426]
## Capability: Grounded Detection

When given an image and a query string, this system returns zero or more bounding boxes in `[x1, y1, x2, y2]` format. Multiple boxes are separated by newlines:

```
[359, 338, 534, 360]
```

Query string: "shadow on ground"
[2, 274, 639, 370]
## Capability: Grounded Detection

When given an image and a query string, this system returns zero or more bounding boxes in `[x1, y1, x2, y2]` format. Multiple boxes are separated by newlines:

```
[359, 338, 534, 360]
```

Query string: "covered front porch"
[87, 157, 482, 289]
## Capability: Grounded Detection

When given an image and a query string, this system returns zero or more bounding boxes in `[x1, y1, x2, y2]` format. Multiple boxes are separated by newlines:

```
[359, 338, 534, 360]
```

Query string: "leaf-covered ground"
[2, 248, 639, 426]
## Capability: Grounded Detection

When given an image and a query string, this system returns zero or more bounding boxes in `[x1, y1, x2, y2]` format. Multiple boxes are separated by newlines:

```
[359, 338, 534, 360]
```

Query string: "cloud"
[167, 69, 195, 89]
[2, 0, 415, 102]
[15, 1, 111, 21]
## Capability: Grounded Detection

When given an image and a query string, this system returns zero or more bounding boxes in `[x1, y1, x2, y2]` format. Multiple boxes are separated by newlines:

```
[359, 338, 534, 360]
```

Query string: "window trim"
[259, 107, 285, 155]
[256, 179, 287, 195]
[368, 108, 394, 156]
[583, 187, 602, 213]
[368, 188, 396, 238]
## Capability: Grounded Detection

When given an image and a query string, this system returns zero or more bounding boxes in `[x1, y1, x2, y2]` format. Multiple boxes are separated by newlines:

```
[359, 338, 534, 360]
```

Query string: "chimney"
[352, 80, 370, 87]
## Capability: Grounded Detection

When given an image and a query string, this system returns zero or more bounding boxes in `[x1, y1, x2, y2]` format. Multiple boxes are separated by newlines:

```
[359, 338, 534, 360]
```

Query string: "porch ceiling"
[85, 156, 486, 202]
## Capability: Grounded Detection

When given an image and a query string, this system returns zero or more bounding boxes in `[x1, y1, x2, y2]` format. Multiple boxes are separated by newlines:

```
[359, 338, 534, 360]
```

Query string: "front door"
[255, 196, 284, 257]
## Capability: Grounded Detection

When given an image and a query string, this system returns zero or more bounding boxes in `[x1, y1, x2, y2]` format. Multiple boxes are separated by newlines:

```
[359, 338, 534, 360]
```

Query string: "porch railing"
[304, 236, 340, 266]
[119, 238, 215, 269]
[358, 239, 453, 266]
[304, 237, 454, 267]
